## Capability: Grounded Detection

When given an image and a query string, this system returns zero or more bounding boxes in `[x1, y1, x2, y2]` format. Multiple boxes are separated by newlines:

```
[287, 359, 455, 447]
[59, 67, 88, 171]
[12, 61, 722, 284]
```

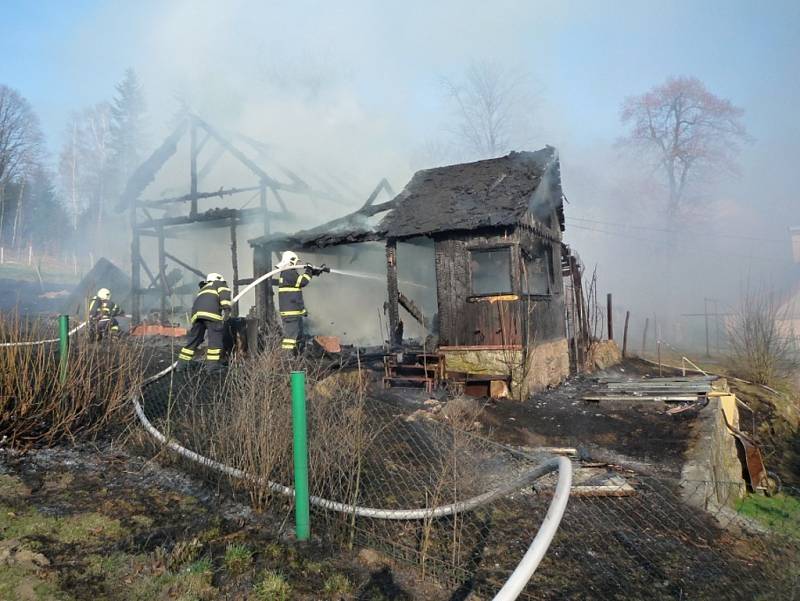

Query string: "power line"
[566, 216, 788, 244]
[566, 223, 776, 262]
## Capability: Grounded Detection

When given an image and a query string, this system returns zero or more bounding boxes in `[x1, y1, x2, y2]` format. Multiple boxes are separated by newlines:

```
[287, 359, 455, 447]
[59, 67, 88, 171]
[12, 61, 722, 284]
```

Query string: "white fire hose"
[131, 263, 572, 599]
[0, 321, 87, 347]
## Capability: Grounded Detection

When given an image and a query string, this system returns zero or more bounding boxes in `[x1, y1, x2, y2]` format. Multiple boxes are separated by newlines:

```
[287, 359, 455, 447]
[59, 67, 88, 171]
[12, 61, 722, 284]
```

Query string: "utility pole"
[681, 298, 731, 358]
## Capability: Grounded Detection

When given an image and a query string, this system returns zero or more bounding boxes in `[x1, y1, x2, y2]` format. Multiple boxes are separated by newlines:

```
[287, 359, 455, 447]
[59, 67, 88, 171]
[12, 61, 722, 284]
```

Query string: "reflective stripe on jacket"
[89, 297, 122, 319]
[275, 269, 312, 316]
[190, 281, 232, 323]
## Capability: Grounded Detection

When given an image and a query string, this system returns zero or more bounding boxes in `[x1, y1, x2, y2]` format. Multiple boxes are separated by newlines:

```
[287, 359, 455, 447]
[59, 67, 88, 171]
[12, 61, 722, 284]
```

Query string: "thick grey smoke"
[37, 1, 798, 351]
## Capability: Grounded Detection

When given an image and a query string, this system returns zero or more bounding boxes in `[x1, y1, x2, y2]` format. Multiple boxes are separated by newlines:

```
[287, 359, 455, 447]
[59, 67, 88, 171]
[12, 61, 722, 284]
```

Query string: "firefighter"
[177, 272, 232, 372]
[273, 251, 326, 352]
[88, 288, 123, 341]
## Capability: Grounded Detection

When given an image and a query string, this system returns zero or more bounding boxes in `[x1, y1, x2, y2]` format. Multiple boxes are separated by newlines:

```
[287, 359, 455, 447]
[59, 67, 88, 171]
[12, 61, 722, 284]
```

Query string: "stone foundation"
[522, 338, 571, 396]
[585, 340, 622, 371]
[440, 338, 570, 400]
[681, 381, 747, 511]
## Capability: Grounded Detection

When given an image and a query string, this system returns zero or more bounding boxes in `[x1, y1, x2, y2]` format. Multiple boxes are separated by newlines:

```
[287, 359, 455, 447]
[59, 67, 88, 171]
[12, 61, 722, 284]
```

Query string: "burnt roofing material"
[250, 147, 563, 249]
[381, 147, 562, 239]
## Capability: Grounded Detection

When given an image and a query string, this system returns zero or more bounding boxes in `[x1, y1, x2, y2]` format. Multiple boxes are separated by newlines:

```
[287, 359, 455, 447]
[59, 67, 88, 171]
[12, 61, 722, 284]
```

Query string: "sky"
[2, 0, 799, 338]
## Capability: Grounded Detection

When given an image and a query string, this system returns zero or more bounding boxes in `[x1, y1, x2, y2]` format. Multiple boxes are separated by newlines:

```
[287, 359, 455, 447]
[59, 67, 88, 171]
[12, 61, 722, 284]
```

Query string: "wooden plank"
[136, 206, 287, 229]
[137, 185, 261, 207]
[164, 251, 205, 279]
[194, 117, 280, 186]
[439, 344, 523, 351]
[582, 395, 700, 402]
[398, 291, 429, 329]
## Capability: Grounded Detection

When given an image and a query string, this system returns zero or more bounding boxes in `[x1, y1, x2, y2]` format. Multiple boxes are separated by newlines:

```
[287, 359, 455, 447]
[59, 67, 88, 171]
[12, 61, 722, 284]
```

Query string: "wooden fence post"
[641, 317, 650, 356]
[622, 311, 630, 357]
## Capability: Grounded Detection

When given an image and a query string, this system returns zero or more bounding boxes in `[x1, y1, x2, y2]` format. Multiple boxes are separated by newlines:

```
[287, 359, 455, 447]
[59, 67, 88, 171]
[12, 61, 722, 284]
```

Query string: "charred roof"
[250, 146, 564, 249]
[382, 146, 563, 239]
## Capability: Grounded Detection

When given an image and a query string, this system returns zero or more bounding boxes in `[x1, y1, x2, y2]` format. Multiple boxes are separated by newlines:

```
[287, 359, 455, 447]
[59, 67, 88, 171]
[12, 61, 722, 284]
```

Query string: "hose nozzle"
[304, 263, 330, 275]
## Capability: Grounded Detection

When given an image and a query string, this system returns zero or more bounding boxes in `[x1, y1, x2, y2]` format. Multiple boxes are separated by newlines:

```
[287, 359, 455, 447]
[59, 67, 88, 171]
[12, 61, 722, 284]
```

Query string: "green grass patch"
[0, 562, 70, 601]
[323, 572, 352, 597]
[253, 570, 292, 601]
[736, 492, 800, 538]
[223, 543, 253, 576]
[0, 503, 125, 544]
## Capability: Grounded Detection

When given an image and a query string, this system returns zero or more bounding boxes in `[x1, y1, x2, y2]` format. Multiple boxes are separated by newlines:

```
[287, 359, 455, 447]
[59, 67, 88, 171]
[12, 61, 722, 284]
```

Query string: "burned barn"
[251, 147, 572, 398]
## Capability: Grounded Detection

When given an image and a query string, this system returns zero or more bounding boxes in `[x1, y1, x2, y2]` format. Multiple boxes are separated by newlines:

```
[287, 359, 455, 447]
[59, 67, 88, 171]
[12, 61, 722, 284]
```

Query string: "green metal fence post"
[58, 315, 69, 384]
[290, 370, 310, 541]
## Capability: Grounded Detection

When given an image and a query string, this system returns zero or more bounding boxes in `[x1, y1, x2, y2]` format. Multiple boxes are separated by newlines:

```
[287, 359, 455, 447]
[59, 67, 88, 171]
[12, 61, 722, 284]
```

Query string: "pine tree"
[109, 68, 147, 197]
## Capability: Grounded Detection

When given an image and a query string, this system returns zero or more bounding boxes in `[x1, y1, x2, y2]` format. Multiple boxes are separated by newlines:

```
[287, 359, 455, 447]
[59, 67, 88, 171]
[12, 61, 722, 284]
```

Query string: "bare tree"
[443, 61, 539, 161]
[0, 85, 43, 245]
[58, 103, 113, 234]
[727, 283, 799, 385]
[619, 76, 749, 220]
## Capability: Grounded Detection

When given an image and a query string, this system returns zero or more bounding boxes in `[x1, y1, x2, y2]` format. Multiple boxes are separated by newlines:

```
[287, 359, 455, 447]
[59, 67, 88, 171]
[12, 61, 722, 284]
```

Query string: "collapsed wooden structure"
[251, 147, 583, 397]
[118, 114, 351, 323]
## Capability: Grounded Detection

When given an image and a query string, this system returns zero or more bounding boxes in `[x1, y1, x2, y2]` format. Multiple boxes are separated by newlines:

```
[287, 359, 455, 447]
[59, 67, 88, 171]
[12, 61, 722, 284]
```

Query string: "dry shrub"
[727, 284, 800, 385]
[174, 337, 377, 512]
[0, 313, 145, 449]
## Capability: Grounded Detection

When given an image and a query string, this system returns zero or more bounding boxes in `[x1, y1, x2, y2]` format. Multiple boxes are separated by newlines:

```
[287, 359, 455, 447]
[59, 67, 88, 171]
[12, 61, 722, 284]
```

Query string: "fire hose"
[128, 263, 571, 598]
[0, 320, 87, 347]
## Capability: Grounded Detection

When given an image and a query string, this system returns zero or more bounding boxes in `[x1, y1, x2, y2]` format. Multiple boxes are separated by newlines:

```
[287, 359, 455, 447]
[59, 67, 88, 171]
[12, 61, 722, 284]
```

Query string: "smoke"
[18, 1, 796, 352]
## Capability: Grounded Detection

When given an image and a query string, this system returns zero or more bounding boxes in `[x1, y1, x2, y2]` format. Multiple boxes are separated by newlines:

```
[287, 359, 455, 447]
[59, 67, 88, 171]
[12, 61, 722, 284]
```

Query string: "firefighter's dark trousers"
[281, 315, 304, 351]
[178, 319, 224, 363]
[89, 317, 119, 341]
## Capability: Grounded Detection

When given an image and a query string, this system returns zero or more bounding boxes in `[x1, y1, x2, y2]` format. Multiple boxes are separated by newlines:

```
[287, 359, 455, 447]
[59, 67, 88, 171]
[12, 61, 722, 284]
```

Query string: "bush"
[0, 314, 145, 449]
[727, 285, 800, 385]
[175, 339, 375, 512]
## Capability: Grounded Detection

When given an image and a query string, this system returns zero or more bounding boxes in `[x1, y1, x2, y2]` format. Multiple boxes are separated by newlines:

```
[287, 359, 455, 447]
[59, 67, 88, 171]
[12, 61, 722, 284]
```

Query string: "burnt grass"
[480, 358, 697, 477]
[0, 441, 444, 601]
[2, 349, 795, 600]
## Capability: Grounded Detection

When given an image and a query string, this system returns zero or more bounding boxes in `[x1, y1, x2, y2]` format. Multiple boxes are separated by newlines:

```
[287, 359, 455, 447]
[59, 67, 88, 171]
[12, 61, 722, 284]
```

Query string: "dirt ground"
[0, 441, 448, 601]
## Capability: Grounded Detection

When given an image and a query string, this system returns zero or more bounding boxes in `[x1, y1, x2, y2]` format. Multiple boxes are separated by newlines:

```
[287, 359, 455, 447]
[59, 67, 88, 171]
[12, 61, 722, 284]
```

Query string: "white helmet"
[277, 251, 299, 268]
[205, 272, 225, 282]
[97, 288, 111, 300]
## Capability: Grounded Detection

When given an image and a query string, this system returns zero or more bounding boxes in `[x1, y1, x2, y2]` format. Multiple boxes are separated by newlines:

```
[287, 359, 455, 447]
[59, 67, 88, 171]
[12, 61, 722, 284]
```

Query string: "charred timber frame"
[385, 240, 400, 345]
[229, 217, 240, 317]
[253, 244, 274, 322]
[128, 114, 280, 323]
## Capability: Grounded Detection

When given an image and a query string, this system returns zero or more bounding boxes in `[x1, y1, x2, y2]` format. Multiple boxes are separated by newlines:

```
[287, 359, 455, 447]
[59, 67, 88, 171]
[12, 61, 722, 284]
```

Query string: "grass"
[253, 570, 292, 601]
[223, 543, 253, 575]
[0, 563, 69, 601]
[0, 473, 31, 498]
[736, 491, 800, 539]
[323, 572, 352, 597]
[0, 503, 125, 544]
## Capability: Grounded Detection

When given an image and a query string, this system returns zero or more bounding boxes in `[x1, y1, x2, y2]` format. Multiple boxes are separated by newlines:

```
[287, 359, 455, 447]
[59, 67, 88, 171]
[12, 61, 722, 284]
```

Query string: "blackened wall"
[433, 226, 565, 347]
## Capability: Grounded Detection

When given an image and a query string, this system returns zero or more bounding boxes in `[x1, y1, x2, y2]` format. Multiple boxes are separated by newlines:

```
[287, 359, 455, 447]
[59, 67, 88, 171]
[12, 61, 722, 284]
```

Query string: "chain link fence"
[135, 345, 800, 600]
